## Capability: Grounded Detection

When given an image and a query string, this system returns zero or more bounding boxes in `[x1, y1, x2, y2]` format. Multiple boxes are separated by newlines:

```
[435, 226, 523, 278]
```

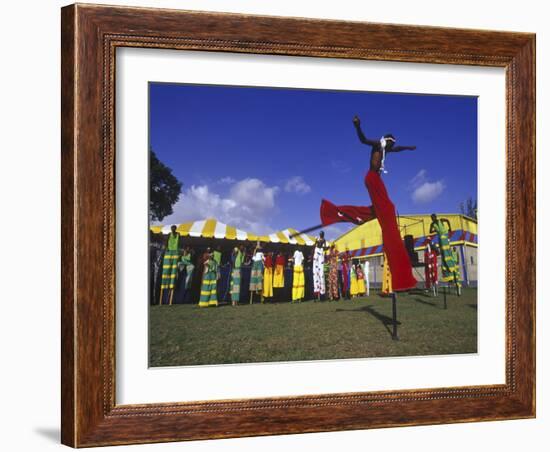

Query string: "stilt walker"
[363, 260, 370, 296]
[273, 252, 286, 289]
[249, 243, 264, 304]
[312, 232, 327, 301]
[327, 245, 340, 300]
[291, 248, 305, 302]
[350, 263, 359, 298]
[230, 246, 243, 306]
[199, 250, 218, 307]
[319, 115, 417, 292]
[160, 225, 181, 305]
[356, 262, 366, 296]
[424, 241, 438, 296]
[430, 214, 461, 294]
[381, 253, 393, 295]
[262, 252, 274, 301]
[341, 248, 351, 299]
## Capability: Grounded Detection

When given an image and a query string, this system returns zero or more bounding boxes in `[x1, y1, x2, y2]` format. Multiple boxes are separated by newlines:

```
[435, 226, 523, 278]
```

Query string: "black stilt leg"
[391, 292, 399, 341]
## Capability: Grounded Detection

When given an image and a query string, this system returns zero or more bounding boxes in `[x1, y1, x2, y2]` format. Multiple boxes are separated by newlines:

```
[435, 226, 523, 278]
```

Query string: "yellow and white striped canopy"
[150, 219, 317, 246]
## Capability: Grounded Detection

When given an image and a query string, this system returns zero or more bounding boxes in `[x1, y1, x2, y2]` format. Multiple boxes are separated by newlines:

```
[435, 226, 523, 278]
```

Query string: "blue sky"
[150, 83, 477, 239]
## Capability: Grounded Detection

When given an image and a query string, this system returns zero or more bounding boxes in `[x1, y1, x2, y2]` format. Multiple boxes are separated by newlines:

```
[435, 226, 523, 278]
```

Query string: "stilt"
[443, 286, 448, 310]
[159, 288, 164, 306]
[168, 289, 174, 305]
[249, 292, 253, 304]
[391, 292, 399, 341]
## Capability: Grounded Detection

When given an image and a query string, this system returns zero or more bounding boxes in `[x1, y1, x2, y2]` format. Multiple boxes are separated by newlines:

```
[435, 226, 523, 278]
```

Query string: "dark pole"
[443, 285, 448, 310]
[391, 292, 399, 340]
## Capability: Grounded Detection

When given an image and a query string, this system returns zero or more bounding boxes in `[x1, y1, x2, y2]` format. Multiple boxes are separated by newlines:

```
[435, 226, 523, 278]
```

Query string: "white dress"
[313, 244, 326, 295]
[362, 260, 370, 296]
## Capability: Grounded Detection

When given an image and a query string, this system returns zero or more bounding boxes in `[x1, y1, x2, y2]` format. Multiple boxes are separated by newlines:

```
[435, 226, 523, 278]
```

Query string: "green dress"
[432, 220, 460, 286]
[161, 233, 180, 290]
[199, 256, 218, 307]
[230, 250, 243, 302]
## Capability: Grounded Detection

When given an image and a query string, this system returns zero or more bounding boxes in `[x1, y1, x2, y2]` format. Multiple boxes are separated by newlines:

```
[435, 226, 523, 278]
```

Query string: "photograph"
[148, 82, 479, 367]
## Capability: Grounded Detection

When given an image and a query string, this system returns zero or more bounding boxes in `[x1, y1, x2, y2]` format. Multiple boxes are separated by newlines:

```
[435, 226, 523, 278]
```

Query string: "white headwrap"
[379, 136, 395, 174]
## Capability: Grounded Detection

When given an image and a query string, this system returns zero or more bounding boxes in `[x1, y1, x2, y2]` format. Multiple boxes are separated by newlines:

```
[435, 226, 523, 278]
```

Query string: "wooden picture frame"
[61, 3, 535, 447]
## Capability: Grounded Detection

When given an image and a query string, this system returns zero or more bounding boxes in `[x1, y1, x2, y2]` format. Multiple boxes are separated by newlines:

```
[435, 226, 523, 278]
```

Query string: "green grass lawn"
[149, 287, 477, 367]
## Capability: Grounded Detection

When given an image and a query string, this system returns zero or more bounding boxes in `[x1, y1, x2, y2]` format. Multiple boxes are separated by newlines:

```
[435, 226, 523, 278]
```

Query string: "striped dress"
[160, 233, 180, 290]
[249, 251, 264, 292]
[199, 255, 218, 307]
[230, 250, 243, 303]
[433, 220, 461, 286]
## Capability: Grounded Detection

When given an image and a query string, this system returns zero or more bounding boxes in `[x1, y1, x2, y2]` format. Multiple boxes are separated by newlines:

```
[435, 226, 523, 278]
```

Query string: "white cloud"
[158, 178, 279, 235]
[217, 176, 236, 185]
[412, 181, 446, 204]
[409, 169, 445, 204]
[409, 169, 428, 188]
[284, 176, 311, 194]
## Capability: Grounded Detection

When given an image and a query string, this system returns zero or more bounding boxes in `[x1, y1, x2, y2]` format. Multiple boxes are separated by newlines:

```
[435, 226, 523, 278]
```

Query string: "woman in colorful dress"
[356, 262, 366, 296]
[262, 252, 274, 301]
[178, 246, 195, 291]
[230, 246, 243, 306]
[160, 225, 181, 305]
[381, 253, 393, 295]
[341, 248, 351, 299]
[312, 231, 327, 301]
[424, 241, 438, 294]
[327, 245, 340, 301]
[291, 248, 305, 302]
[273, 252, 285, 289]
[430, 214, 461, 293]
[362, 260, 370, 296]
[349, 263, 359, 298]
[199, 249, 218, 307]
[249, 243, 265, 303]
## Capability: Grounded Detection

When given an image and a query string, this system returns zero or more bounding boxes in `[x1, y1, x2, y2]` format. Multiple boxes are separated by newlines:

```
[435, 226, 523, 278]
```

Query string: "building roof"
[333, 213, 477, 257]
[150, 218, 319, 246]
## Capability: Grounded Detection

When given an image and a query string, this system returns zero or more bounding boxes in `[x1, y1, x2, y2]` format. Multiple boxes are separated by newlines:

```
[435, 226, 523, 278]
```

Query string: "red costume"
[424, 245, 438, 289]
[321, 170, 416, 291]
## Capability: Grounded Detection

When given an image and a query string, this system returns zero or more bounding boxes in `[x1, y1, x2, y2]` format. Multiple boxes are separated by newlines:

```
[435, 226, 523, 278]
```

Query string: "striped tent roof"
[150, 219, 317, 246]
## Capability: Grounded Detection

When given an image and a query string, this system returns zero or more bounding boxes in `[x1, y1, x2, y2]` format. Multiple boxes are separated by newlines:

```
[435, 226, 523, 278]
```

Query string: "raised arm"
[388, 145, 417, 153]
[353, 116, 378, 146]
[442, 218, 453, 233]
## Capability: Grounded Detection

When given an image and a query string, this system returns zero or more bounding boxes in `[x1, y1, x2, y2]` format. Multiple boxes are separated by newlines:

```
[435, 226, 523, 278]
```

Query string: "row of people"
[152, 226, 459, 306]
[152, 226, 375, 306]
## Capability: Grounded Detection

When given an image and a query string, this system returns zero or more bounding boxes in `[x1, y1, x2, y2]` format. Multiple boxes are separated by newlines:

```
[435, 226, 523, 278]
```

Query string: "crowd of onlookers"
[150, 217, 464, 307]
[150, 227, 373, 307]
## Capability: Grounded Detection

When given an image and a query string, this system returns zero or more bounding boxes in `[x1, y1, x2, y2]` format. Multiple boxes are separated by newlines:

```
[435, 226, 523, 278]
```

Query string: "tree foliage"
[459, 196, 477, 220]
[149, 149, 182, 222]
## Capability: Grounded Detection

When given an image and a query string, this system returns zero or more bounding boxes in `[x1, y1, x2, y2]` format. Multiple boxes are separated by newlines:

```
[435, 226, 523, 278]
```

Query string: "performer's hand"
[353, 115, 361, 126]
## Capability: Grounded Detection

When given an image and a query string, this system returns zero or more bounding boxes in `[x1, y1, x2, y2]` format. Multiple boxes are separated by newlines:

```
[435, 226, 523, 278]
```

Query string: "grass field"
[149, 287, 477, 367]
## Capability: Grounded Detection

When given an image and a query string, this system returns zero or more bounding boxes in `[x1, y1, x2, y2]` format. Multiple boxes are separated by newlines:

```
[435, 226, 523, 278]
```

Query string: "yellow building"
[333, 213, 478, 287]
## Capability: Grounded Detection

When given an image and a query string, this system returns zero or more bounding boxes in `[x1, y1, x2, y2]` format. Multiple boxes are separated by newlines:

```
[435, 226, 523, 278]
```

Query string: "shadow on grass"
[335, 305, 401, 338]
[412, 297, 439, 308]
[408, 289, 433, 298]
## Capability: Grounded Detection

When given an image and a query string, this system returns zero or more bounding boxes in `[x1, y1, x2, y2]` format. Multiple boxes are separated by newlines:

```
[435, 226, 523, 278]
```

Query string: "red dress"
[320, 170, 416, 292]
